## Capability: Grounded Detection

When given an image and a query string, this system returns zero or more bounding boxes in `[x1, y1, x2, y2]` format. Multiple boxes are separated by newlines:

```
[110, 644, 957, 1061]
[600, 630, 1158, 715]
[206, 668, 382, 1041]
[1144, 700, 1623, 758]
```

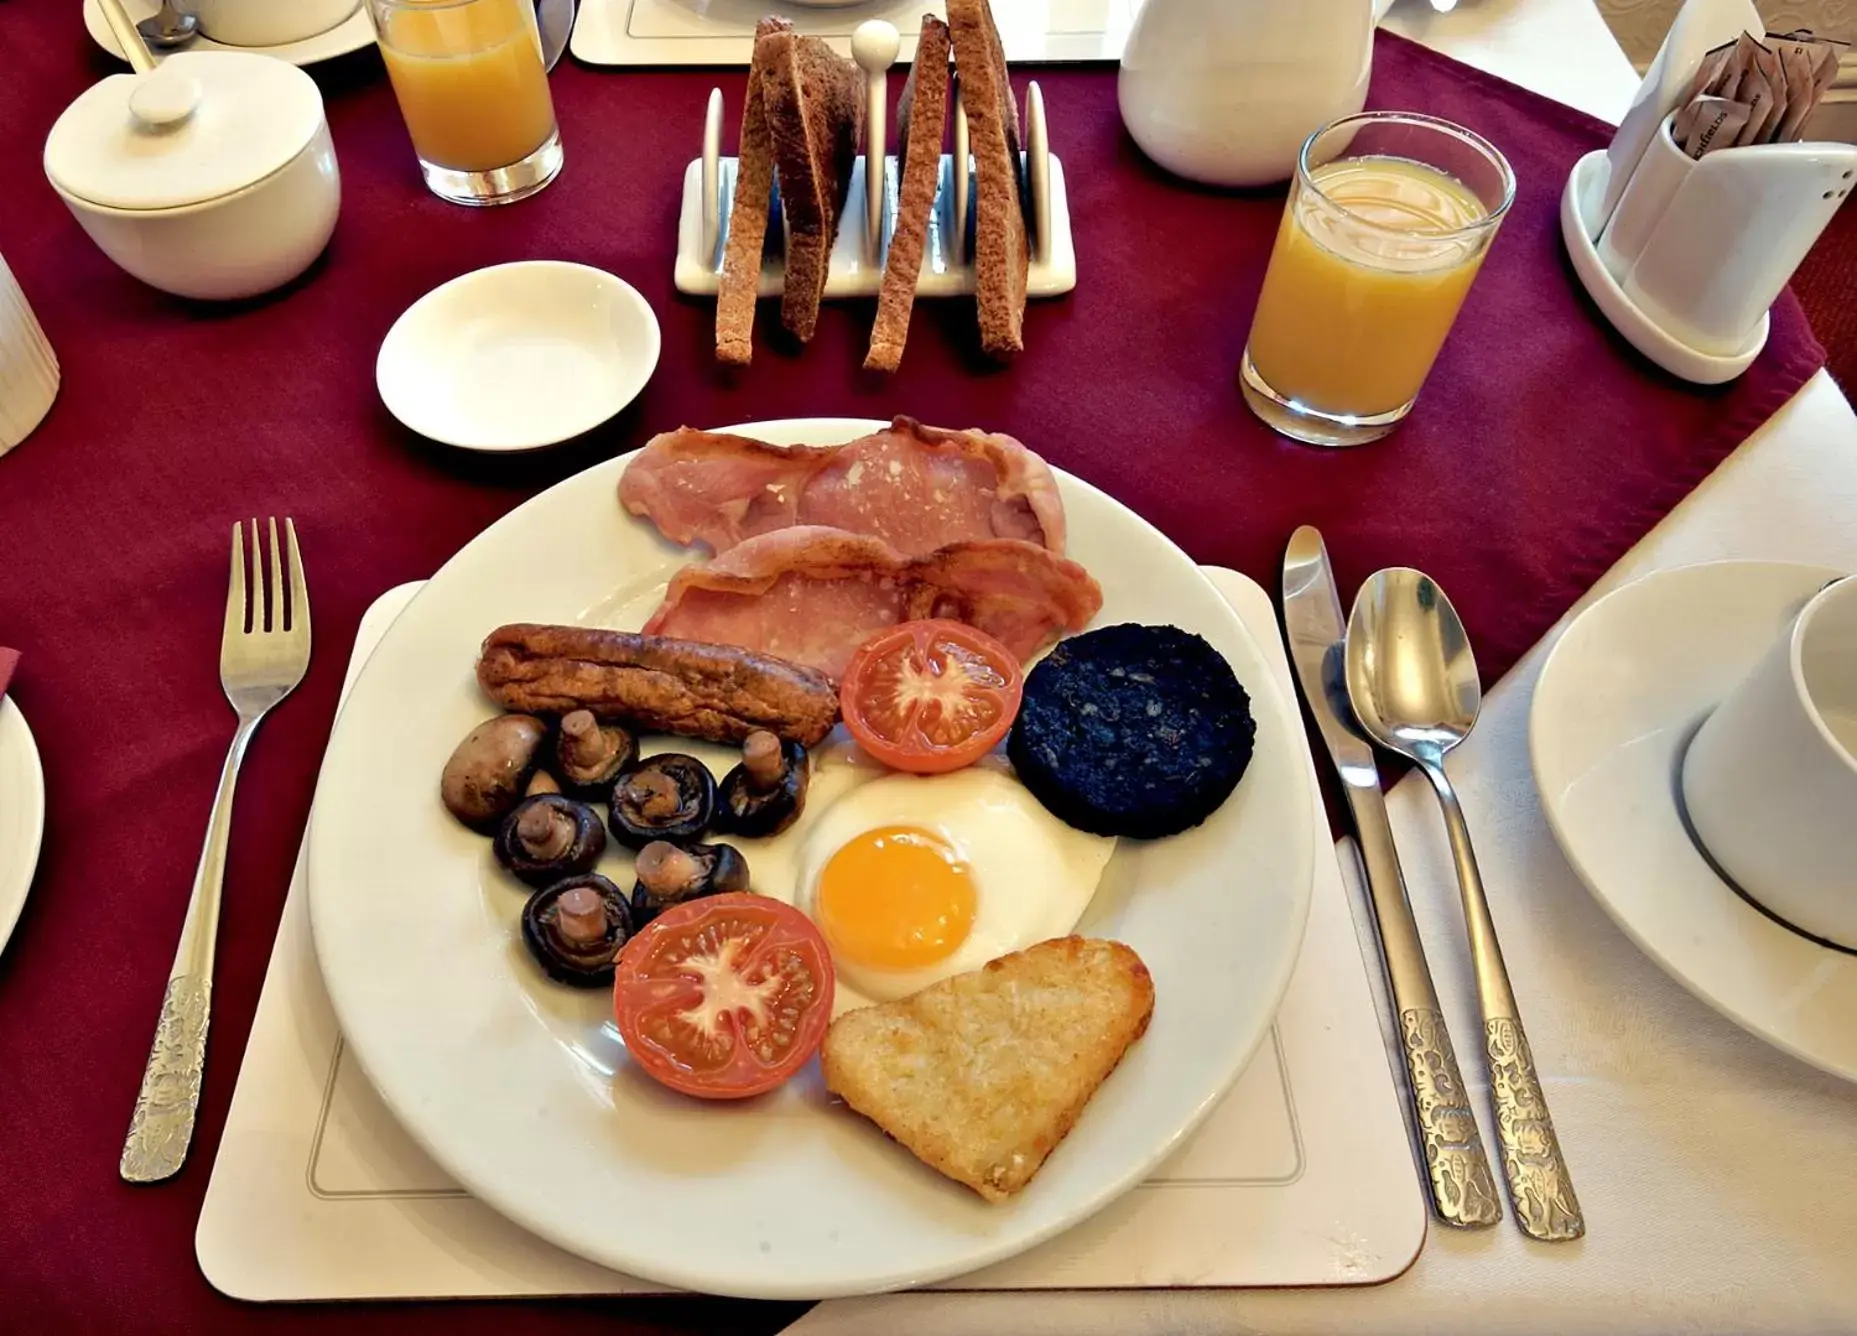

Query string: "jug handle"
[537, 0, 574, 71]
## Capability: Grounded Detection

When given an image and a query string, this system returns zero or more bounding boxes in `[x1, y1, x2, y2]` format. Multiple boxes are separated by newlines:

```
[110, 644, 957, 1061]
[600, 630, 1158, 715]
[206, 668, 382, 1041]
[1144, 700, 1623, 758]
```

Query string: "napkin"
[0, 648, 17, 703]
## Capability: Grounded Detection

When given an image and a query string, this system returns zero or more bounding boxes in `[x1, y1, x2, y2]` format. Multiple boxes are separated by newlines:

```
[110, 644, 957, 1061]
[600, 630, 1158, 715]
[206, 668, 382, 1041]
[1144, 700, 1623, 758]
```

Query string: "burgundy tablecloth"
[0, 4, 1825, 1331]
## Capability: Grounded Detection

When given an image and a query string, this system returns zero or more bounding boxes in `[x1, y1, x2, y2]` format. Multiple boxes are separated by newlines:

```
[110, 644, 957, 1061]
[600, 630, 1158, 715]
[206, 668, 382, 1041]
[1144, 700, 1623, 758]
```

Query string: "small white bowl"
[377, 262, 661, 452]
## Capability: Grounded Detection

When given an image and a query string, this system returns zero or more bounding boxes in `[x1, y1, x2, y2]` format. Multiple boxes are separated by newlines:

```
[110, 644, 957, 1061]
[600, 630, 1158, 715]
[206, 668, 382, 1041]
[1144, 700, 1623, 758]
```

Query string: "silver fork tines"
[121, 519, 311, 1184]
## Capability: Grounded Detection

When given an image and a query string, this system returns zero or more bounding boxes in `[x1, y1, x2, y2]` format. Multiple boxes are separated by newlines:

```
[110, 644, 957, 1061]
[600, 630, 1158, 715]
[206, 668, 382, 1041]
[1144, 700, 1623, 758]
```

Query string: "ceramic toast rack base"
[673, 75, 1077, 300]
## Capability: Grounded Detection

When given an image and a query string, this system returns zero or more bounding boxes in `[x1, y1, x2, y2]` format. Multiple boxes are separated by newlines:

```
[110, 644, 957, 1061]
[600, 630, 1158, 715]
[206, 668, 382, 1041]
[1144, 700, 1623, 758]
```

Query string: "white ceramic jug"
[1119, 0, 1393, 187]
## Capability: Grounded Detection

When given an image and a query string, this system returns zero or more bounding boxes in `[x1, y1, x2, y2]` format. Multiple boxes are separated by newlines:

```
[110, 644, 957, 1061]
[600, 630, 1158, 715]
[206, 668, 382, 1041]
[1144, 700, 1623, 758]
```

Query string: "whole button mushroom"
[716, 731, 810, 838]
[521, 874, 633, 986]
[441, 715, 549, 831]
[553, 710, 638, 802]
[607, 753, 717, 849]
[629, 839, 750, 927]
[493, 794, 608, 887]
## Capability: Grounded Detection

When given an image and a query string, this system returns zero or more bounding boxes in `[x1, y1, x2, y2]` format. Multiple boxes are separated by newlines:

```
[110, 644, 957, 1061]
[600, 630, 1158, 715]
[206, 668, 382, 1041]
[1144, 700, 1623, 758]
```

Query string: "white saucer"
[84, 0, 377, 67]
[1530, 561, 1857, 1083]
[376, 262, 661, 453]
[0, 698, 46, 955]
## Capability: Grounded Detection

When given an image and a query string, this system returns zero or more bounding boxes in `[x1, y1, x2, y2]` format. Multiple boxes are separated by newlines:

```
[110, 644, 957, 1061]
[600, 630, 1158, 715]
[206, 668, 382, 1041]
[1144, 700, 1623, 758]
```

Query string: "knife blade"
[1282, 525, 1501, 1230]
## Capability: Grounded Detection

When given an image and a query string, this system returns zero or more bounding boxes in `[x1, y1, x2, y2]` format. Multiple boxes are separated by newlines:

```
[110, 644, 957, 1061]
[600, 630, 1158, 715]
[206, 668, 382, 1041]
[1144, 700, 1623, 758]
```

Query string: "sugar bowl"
[43, 50, 341, 301]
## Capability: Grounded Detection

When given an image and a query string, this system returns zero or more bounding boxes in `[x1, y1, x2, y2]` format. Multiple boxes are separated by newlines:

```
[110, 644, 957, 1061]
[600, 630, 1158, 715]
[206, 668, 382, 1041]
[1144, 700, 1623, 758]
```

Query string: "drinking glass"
[369, 0, 563, 206]
[1241, 112, 1515, 447]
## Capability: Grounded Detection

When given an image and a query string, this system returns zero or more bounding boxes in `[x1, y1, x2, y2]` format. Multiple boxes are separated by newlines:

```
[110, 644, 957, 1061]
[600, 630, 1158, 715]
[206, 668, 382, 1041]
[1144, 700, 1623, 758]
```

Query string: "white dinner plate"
[0, 698, 46, 955]
[377, 262, 662, 453]
[84, 0, 378, 66]
[307, 418, 1313, 1298]
[1531, 561, 1857, 1083]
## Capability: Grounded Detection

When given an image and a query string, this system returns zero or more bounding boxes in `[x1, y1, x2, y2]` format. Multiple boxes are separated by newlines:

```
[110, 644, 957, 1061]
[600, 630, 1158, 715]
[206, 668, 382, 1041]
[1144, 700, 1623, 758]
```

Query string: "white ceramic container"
[1682, 576, 1857, 947]
[43, 51, 341, 301]
[1117, 0, 1392, 188]
[191, 0, 362, 48]
[0, 256, 59, 456]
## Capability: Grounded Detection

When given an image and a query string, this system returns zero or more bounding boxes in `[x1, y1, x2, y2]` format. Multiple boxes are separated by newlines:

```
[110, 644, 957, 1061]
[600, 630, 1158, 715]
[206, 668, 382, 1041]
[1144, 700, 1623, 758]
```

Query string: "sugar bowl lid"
[44, 51, 326, 212]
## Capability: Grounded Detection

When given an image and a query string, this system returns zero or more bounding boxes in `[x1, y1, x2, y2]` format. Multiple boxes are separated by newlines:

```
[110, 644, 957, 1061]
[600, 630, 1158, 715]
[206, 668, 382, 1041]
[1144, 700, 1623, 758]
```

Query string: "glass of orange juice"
[369, 0, 563, 206]
[1241, 112, 1515, 447]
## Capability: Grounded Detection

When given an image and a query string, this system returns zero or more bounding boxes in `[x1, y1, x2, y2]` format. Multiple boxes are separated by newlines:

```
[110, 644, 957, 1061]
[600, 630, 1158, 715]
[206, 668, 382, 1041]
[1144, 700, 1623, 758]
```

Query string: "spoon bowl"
[138, 0, 199, 49]
[1343, 567, 1481, 763]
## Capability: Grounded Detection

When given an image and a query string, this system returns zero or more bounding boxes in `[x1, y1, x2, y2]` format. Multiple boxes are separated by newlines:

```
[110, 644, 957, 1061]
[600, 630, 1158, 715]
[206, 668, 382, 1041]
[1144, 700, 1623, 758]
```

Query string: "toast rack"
[672, 20, 1078, 300]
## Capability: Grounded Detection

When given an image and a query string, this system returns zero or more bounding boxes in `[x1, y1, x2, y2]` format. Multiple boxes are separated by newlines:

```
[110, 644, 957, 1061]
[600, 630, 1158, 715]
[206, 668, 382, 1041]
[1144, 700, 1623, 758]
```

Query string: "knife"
[1282, 526, 1501, 1230]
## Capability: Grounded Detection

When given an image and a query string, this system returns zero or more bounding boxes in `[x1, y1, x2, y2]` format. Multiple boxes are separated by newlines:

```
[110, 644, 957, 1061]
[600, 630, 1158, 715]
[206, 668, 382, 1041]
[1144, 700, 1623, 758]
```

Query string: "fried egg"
[737, 744, 1116, 1010]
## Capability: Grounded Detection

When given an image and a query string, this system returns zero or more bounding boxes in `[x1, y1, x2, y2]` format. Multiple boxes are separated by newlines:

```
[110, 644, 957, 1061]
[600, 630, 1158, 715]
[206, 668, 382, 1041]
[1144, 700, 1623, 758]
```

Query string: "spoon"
[138, 0, 199, 50]
[1345, 567, 1584, 1242]
[97, 0, 158, 72]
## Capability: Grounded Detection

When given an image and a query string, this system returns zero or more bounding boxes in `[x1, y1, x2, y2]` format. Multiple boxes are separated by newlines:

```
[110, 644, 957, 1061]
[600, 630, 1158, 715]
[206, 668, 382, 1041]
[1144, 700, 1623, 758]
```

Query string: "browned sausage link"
[476, 624, 840, 746]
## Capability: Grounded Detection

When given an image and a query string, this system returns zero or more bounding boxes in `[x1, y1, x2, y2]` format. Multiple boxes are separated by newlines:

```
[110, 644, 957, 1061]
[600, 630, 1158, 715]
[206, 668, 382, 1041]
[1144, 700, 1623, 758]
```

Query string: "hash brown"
[821, 936, 1154, 1202]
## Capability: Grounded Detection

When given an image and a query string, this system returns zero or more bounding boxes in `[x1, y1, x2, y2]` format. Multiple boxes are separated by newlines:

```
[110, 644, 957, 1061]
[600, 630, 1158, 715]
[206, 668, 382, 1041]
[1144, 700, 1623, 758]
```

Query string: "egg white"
[731, 745, 1116, 1011]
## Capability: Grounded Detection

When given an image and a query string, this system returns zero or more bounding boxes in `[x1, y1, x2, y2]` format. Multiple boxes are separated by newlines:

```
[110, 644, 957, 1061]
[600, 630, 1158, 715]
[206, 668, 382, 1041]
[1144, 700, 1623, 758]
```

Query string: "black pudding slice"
[1007, 624, 1256, 840]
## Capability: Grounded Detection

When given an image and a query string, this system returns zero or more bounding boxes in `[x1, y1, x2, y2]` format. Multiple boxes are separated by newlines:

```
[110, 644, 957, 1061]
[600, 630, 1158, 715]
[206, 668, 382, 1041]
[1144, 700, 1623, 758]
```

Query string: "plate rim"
[375, 261, 663, 453]
[0, 699, 46, 955]
[1528, 558, 1857, 1083]
[307, 416, 1314, 1295]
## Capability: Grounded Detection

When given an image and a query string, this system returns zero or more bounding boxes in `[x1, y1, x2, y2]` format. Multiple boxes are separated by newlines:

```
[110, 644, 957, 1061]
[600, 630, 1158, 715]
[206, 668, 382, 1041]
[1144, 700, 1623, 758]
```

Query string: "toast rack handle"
[853, 21, 901, 264]
[1026, 81, 1049, 264]
[951, 77, 971, 267]
[701, 87, 724, 266]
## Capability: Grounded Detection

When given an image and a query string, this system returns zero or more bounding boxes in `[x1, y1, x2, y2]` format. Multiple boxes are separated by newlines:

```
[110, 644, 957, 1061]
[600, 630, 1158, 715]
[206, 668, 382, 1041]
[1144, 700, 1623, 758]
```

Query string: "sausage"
[476, 624, 840, 746]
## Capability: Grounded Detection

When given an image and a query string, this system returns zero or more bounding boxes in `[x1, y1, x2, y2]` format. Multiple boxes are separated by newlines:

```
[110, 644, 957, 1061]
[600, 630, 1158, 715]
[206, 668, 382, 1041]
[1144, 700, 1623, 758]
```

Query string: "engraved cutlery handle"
[1485, 1016, 1584, 1241]
[1425, 764, 1584, 1241]
[1396, 1005, 1504, 1228]
[1352, 796, 1501, 1228]
[120, 975, 211, 1183]
[120, 719, 255, 1184]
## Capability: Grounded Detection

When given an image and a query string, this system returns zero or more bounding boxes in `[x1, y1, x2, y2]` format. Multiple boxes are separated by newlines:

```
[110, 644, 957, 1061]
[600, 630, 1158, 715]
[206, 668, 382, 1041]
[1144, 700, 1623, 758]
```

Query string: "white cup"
[189, 0, 361, 48]
[1682, 577, 1857, 947]
[0, 255, 59, 457]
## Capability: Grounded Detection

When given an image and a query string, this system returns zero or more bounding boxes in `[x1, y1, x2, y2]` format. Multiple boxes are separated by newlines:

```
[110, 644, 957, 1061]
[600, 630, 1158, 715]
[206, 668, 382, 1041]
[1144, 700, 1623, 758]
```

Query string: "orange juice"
[1247, 156, 1491, 418]
[378, 0, 555, 173]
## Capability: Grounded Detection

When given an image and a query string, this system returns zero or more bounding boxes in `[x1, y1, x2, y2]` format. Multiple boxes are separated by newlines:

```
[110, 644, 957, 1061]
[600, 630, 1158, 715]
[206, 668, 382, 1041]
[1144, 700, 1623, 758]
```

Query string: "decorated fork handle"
[121, 719, 254, 1183]
[120, 975, 212, 1184]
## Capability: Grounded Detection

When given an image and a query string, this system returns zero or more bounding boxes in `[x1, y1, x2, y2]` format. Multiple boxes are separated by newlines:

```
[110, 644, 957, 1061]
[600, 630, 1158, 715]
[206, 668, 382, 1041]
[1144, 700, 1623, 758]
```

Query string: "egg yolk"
[815, 826, 977, 971]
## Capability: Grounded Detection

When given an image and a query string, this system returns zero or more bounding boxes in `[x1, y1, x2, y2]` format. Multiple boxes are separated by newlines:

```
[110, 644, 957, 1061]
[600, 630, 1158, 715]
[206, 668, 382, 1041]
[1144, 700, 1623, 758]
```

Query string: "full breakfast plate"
[307, 417, 1313, 1298]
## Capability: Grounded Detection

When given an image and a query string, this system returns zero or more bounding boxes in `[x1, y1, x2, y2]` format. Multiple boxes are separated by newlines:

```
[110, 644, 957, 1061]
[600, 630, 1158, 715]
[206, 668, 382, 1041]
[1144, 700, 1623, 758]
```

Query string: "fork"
[121, 519, 311, 1184]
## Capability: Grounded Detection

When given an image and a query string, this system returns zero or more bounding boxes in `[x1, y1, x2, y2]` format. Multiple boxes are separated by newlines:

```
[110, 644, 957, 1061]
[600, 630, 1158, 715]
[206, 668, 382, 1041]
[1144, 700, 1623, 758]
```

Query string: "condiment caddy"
[1560, 0, 1855, 383]
[672, 21, 1075, 302]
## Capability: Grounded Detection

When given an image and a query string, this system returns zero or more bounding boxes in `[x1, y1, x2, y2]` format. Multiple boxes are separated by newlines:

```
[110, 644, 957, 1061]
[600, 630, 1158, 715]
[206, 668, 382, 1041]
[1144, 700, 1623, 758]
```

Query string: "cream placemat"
[196, 568, 1424, 1300]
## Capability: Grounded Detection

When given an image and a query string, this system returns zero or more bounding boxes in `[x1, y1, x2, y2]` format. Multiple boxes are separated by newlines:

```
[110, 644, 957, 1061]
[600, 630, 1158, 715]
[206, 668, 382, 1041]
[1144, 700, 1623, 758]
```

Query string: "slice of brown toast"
[864, 16, 952, 374]
[715, 18, 792, 367]
[822, 937, 1155, 1202]
[947, 0, 1027, 360]
[761, 30, 864, 344]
